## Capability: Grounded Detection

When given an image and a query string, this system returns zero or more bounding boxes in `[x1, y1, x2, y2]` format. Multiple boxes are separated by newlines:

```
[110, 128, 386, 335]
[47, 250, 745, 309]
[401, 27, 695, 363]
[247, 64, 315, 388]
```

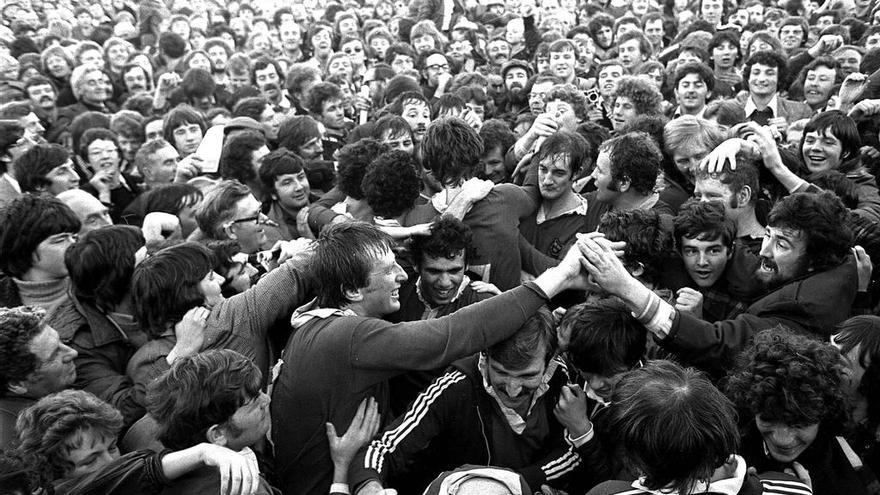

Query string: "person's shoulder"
[749, 471, 812, 495]
[488, 183, 530, 202]
[585, 480, 646, 495]
[46, 296, 88, 343]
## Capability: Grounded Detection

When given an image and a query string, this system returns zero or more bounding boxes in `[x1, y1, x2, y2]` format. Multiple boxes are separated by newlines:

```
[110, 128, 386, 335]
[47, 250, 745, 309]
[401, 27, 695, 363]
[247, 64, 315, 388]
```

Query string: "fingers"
[228, 461, 243, 495]
[364, 398, 381, 438]
[219, 462, 230, 495]
[853, 245, 868, 260]
[246, 459, 260, 495]
[353, 397, 369, 426]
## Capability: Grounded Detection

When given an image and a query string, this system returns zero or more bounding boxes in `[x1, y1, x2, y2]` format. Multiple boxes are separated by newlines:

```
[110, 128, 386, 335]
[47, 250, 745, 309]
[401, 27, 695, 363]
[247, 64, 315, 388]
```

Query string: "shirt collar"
[290, 297, 357, 328]
[2, 172, 20, 193]
[743, 93, 779, 117]
[415, 274, 471, 317]
[536, 194, 588, 224]
[672, 106, 706, 119]
[631, 455, 746, 495]
[478, 353, 558, 434]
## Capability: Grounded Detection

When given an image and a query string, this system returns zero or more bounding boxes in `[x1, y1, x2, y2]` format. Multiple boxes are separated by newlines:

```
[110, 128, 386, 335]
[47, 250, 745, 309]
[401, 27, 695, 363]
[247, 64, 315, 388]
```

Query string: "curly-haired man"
[579, 191, 859, 376]
[726, 327, 856, 494]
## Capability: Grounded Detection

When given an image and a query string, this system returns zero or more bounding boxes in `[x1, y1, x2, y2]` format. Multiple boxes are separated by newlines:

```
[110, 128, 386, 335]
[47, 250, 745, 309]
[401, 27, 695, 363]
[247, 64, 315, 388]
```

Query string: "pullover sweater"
[270, 282, 550, 495]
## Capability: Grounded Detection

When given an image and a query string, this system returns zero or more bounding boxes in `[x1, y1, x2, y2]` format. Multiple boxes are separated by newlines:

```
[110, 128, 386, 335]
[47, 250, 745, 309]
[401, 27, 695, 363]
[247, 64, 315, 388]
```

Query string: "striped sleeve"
[760, 478, 813, 495]
[364, 370, 468, 474]
[541, 446, 582, 480]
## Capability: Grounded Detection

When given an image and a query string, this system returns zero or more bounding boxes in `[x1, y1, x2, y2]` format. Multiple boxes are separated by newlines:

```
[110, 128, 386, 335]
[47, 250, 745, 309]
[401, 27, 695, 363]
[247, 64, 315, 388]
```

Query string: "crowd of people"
[2, 0, 880, 493]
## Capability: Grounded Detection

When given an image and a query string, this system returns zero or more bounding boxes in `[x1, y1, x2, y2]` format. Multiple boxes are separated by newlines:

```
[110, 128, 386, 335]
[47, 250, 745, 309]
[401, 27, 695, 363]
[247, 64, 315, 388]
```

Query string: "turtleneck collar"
[14, 277, 70, 313]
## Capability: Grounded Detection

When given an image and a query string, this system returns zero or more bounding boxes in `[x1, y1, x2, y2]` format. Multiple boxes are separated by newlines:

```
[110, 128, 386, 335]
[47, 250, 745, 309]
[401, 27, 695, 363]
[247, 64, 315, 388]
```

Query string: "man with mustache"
[253, 57, 293, 113]
[485, 38, 512, 70]
[581, 190, 860, 376]
[498, 60, 533, 117]
[120, 63, 151, 96]
[23, 75, 59, 140]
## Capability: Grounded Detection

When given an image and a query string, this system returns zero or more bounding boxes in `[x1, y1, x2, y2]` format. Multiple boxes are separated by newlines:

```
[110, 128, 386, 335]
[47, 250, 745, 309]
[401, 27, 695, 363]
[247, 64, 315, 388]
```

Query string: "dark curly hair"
[766, 191, 853, 273]
[14, 389, 122, 482]
[613, 76, 663, 116]
[726, 327, 849, 432]
[598, 209, 675, 286]
[361, 150, 421, 219]
[304, 81, 343, 115]
[336, 138, 390, 200]
[147, 349, 262, 450]
[410, 217, 476, 268]
[601, 131, 662, 196]
[0, 306, 46, 398]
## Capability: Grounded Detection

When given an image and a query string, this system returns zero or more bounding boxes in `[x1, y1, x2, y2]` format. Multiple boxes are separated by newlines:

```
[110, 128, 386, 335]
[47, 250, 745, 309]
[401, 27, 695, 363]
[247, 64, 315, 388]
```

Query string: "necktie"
[750, 107, 773, 126]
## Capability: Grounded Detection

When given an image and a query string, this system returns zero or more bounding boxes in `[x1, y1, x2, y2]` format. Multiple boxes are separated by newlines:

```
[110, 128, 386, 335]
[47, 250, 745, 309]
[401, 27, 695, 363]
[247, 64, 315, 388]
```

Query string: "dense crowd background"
[1, 0, 880, 493]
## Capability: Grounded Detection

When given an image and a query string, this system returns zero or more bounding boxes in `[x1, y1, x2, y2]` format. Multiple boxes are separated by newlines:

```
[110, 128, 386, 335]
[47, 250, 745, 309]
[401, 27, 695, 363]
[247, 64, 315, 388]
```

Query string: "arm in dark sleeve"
[659, 311, 783, 375]
[351, 283, 548, 371]
[522, 14, 541, 59]
[71, 344, 145, 428]
[61, 450, 171, 494]
[308, 186, 347, 233]
[519, 234, 560, 276]
[786, 51, 814, 90]
[348, 369, 468, 489]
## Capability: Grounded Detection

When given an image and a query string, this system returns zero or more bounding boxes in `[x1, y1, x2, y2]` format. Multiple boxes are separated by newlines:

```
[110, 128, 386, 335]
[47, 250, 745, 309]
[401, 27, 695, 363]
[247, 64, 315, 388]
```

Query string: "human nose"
[505, 379, 523, 398]
[770, 426, 796, 446]
[213, 271, 227, 285]
[61, 342, 78, 361]
[697, 252, 709, 266]
[394, 263, 407, 282]
[759, 238, 772, 258]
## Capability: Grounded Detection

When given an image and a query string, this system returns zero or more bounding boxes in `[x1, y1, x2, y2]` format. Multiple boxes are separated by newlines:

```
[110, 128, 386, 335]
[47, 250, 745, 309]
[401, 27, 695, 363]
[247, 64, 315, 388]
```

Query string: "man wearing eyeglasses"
[193, 180, 272, 254]
[419, 50, 452, 100]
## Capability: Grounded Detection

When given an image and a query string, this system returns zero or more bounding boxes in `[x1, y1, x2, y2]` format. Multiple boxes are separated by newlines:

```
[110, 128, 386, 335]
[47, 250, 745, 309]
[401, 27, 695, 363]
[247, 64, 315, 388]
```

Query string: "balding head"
[56, 189, 112, 234]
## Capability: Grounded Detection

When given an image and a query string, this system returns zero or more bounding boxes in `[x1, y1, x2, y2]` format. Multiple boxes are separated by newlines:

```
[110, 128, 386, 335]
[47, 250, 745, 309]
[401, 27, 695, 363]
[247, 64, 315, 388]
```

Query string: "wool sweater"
[270, 282, 550, 495]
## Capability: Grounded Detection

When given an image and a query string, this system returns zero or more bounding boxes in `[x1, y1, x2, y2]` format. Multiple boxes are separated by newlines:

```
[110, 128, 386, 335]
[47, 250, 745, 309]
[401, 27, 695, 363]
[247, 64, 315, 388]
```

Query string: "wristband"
[331, 483, 351, 494]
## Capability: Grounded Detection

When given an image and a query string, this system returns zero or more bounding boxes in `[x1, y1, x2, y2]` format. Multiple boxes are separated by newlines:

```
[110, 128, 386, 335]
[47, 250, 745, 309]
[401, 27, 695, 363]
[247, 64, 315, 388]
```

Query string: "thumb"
[325, 422, 337, 439]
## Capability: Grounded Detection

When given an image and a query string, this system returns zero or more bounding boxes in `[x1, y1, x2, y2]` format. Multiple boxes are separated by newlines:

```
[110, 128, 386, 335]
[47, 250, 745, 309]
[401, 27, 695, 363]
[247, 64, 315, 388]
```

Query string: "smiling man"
[580, 190, 859, 375]
[738, 51, 811, 132]
[672, 62, 714, 118]
[350, 307, 603, 495]
[272, 221, 593, 495]
[799, 57, 840, 113]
